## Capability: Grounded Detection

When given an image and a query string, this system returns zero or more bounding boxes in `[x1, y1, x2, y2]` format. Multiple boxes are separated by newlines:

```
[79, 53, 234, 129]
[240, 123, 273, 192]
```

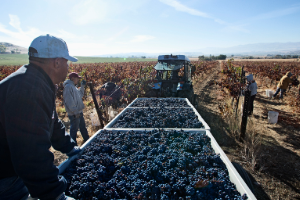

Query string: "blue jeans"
[68, 113, 89, 145]
[0, 176, 29, 200]
[273, 87, 286, 99]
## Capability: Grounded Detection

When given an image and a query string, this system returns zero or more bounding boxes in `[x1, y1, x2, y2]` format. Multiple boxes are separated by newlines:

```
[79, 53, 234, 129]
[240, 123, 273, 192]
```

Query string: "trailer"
[58, 98, 256, 200]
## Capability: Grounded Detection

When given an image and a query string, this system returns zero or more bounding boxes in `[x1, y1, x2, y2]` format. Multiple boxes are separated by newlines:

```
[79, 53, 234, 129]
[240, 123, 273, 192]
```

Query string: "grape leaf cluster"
[131, 99, 189, 107]
[62, 130, 248, 200]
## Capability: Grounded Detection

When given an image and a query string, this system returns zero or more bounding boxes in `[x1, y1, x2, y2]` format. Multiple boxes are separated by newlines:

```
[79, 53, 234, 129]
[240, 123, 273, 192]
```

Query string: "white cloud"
[9, 14, 22, 32]
[222, 25, 249, 33]
[0, 15, 86, 49]
[159, 0, 210, 18]
[0, 23, 41, 47]
[159, 0, 249, 33]
[57, 30, 89, 40]
[68, 0, 150, 25]
[160, 13, 169, 18]
[251, 6, 300, 21]
[68, 42, 106, 56]
[213, 19, 249, 33]
[69, 0, 109, 25]
[214, 19, 227, 25]
[222, 6, 300, 34]
[108, 26, 129, 41]
[130, 35, 155, 43]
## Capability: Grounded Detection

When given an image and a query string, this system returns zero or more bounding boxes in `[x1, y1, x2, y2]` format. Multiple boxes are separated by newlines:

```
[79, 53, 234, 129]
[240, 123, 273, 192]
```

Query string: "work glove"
[81, 79, 86, 86]
[67, 146, 81, 157]
[56, 193, 75, 200]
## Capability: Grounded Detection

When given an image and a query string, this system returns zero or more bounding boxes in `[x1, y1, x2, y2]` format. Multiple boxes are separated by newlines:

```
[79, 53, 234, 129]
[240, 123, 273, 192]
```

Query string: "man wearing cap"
[246, 74, 257, 115]
[0, 34, 78, 199]
[272, 71, 293, 99]
[63, 72, 89, 145]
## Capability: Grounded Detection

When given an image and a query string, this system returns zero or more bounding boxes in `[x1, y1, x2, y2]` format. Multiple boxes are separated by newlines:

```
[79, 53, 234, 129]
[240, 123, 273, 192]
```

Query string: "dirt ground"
[193, 62, 300, 199]
[52, 90, 104, 166]
[53, 61, 300, 199]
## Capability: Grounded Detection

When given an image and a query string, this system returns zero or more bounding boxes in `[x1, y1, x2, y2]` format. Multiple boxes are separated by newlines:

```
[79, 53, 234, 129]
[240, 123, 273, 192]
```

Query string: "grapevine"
[232, 61, 300, 112]
[0, 61, 218, 106]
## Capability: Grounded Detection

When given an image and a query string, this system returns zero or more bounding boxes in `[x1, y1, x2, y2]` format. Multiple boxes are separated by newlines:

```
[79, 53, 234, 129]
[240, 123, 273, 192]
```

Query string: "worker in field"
[247, 74, 257, 115]
[0, 34, 79, 200]
[100, 82, 122, 108]
[63, 72, 90, 144]
[272, 72, 293, 99]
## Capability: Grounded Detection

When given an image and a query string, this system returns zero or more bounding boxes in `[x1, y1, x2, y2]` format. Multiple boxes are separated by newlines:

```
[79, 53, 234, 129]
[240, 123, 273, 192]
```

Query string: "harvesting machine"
[146, 55, 197, 104]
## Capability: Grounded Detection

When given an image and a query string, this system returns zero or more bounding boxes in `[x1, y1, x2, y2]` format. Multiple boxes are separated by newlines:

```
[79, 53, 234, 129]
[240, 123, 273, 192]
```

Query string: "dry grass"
[241, 118, 262, 171]
[194, 61, 300, 199]
[216, 91, 300, 199]
[219, 97, 262, 171]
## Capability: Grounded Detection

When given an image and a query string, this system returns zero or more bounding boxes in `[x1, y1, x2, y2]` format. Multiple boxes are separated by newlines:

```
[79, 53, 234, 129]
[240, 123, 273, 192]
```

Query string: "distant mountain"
[95, 51, 203, 58]
[97, 42, 300, 57]
[2, 41, 300, 57]
[195, 42, 300, 55]
[0, 42, 27, 54]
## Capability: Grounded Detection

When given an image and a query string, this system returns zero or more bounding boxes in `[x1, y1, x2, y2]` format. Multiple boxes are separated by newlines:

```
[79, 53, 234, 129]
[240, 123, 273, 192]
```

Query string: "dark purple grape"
[62, 130, 248, 200]
[112, 108, 203, 128]
[131, 98, 189, 107]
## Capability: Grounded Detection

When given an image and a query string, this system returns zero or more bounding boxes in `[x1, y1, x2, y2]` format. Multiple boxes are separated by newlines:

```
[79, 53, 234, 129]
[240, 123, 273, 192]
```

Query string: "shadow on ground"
[258, 135, 300, 198]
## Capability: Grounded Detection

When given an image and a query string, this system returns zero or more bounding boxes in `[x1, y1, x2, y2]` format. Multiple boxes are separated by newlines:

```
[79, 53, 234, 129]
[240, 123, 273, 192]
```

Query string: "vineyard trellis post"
[235, 66, 245, 115]
[240, 89, 251, 140]
[88, 82, 105, 128]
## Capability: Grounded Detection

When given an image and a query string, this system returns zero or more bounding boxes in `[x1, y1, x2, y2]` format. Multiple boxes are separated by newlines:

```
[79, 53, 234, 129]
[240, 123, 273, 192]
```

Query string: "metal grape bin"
[58, 98, 256, 199]
[104, 98, 210, 130]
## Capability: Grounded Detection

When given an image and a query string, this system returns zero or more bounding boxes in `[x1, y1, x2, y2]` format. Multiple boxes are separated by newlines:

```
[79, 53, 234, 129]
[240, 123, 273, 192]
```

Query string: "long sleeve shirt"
[0, 64, 75, 199]
[63, 80, 85, 116]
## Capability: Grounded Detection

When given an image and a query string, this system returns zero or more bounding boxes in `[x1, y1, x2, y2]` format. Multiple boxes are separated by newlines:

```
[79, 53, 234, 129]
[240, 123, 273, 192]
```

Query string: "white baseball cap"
[28, 34, 78, 62]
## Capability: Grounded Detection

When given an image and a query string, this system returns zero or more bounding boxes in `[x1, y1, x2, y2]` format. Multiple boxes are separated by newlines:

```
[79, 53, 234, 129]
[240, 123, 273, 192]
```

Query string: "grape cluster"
[131, 99, 189, 107]
[112, 108, 203, 128]
[62, 130, 248, 200]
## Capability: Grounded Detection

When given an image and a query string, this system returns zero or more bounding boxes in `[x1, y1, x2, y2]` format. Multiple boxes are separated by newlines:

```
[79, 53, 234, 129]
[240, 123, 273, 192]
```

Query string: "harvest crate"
[105, 98, 210, 130]
[128, 97, 193, 108]
[58, 129, 256, 200]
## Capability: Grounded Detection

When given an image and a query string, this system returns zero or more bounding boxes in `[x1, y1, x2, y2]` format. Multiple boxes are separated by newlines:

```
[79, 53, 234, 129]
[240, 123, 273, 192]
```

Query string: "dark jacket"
[0, 64, 75, 199]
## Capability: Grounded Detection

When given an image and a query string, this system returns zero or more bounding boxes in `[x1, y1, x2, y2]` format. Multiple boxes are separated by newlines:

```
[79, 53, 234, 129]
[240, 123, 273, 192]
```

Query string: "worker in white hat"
[0, 34, 78, 200]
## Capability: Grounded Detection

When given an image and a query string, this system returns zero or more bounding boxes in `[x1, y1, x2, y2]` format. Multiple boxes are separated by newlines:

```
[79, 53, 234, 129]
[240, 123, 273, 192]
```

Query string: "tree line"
[198, 54, 226, 61]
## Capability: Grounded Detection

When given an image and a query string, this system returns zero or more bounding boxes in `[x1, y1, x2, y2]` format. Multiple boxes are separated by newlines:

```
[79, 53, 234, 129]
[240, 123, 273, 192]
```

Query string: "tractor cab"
[147, 54, 195, 104]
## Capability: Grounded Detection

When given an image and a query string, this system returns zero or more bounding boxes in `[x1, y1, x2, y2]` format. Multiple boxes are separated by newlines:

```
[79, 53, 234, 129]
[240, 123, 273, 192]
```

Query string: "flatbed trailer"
[58, 98, 256, 200]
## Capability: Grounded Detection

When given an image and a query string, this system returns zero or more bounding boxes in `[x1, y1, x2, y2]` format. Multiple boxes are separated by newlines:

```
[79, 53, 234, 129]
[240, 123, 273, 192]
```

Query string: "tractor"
[146, 54, 197, 105]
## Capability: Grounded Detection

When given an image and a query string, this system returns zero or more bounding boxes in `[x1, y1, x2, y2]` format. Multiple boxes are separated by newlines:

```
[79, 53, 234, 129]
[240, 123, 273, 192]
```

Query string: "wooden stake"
[88, 82, 104, 128]
[240, 90, 251, 140]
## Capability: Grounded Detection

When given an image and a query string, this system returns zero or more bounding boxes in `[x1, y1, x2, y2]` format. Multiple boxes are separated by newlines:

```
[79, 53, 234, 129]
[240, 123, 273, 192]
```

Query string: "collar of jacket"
[27, 63, 56, 93]
[63, 79, 75, 87]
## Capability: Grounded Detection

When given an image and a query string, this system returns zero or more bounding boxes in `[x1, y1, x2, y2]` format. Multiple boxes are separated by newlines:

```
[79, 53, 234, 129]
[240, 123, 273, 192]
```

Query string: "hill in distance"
[196, 42, 300, 56]
[2, 42, 300, 57]
[0, 42, 27, 54]
[97, 42, 300, 57]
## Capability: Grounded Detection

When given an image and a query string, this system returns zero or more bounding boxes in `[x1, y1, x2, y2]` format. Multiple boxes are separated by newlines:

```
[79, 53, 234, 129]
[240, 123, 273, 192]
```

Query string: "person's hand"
[75, 113, 80, 118]
[81, 79, 86, 86]
[56, 193, 75, 200]
[66, 146, 81, 157]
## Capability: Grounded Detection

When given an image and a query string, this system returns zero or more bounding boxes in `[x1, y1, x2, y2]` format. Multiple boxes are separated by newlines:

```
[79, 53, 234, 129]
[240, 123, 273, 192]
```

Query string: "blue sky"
[1, 0, 300, 56]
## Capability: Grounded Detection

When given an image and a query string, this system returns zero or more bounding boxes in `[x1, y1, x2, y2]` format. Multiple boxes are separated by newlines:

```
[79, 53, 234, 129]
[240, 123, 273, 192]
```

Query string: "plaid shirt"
[0, 63, 75, 199]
